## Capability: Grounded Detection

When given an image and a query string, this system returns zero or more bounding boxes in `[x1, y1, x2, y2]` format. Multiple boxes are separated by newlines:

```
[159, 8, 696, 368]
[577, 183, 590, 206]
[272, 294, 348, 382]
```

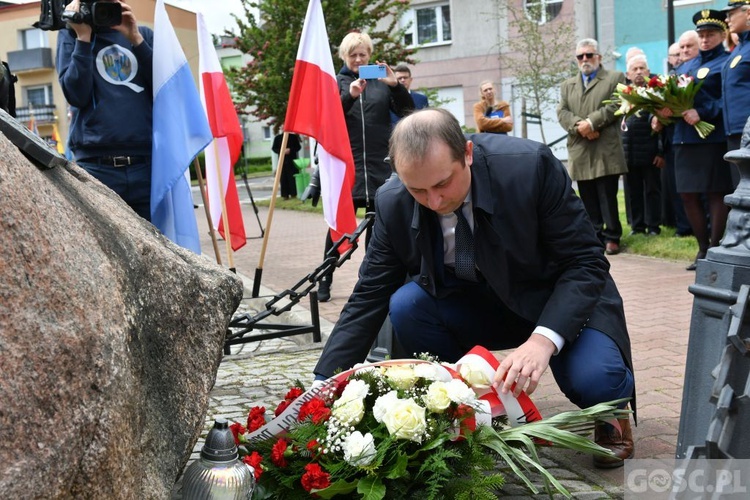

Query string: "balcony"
[7, 47, 54, 73]
[15, 104, 58, 125]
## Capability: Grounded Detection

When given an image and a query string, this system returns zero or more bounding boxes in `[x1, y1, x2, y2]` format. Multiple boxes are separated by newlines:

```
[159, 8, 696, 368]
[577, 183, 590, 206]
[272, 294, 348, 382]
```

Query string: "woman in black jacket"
[316, 31, 413, 301]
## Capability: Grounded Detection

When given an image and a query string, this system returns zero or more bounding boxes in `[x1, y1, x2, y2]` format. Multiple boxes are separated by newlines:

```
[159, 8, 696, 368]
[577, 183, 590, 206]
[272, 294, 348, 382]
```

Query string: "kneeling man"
[314, 108, 635, 468]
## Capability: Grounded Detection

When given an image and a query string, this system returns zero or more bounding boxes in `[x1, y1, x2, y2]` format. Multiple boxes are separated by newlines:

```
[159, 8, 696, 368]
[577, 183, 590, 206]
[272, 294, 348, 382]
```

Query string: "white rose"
[384, 365, 418, 390]
[373, 391, 399, 423]
[343, 431, 377, 467]
[332, 397, 365, 425]
[445, 379, 476, 404]
[413, 363, 443, 381]
[381, 398, 427, 442]
[458, 362, 492, 389]
[340, 379, 370, 404]
[422, 381, 452, 413]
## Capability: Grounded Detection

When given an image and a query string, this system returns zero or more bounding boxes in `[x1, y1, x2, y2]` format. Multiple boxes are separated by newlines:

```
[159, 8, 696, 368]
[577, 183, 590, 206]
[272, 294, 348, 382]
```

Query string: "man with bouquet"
[557, 38, 628, 256]
[314, 108, 636, 468]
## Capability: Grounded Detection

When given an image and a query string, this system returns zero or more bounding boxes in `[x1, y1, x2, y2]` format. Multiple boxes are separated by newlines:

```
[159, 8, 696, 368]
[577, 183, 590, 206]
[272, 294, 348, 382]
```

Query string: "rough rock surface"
[0, 132, 244, 498]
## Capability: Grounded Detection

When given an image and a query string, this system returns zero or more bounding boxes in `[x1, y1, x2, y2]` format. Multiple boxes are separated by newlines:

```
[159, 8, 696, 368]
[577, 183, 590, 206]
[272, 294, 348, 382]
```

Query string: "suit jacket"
[557, 67, 627, 181]
[390, 90, 429, 125]
[314, 133, 632, 380]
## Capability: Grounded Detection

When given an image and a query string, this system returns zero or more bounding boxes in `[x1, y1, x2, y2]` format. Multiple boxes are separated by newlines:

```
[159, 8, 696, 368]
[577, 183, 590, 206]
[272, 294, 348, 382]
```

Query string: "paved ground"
[177, 196, 699, 498]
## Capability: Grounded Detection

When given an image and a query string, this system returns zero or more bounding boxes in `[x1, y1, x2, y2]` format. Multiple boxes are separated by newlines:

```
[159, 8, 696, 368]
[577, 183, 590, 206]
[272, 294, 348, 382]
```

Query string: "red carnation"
[623, 85, 633, 95]
[242, 452, 263, 480]
[247, 406, 267, 432]
[301, 463, 331, 492]
[307, 439, 321, 459]
[285, 387, 304, 401]
[229, 422, 246, 445]
[271, 438, 289, 467]
[647, 76, 664, 88]
[274, 399, 292, 417]
[298, 398, 331, 424]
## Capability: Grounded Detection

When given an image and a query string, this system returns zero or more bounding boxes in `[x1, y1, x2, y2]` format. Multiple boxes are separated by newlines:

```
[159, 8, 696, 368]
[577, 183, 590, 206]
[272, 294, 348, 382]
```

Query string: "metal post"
[676, 119, 750, 458]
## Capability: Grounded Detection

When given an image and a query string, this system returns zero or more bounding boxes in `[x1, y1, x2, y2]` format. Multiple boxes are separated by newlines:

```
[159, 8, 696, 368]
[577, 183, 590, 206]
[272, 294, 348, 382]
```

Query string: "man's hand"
[653, 155, 665, 169]
[64, 0, 92, 42]
[492, 334, 556, 397]
[576, 119, 593, 137]
[585, 130, 600, 141]
[654, 107, 673, 119]
[115, 2, 144, 46]
[651, 116, 664, 132]
[682, 108, 700, 126]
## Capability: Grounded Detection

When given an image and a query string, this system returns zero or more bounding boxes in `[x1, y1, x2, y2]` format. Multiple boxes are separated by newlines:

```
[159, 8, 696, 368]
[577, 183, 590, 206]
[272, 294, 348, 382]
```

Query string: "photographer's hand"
[116, 2, 144, 47]
[349, 78, 366, 99]
[379, 61, 398, 87]
[64, 0, 92, 42]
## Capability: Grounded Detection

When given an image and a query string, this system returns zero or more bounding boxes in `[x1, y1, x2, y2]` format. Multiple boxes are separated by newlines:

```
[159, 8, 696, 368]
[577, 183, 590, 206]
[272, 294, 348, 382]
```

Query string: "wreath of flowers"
[230, 346, 629, 499]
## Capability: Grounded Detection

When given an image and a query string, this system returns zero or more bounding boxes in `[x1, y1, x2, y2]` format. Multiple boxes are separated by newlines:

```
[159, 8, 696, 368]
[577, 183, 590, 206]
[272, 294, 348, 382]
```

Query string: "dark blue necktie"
[454, 206, 477, 282]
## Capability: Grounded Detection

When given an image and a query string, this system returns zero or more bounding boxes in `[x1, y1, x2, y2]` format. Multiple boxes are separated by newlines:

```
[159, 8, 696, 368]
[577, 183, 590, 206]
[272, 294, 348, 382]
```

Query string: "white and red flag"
[284, 0, 356, 246]
[197, 12, 247, 251]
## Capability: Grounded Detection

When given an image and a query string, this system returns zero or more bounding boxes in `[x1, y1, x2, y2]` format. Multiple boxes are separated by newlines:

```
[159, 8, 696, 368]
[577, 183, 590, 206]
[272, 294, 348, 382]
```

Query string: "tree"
[227, 0, 417, 132]
[497, 1, 577, 143]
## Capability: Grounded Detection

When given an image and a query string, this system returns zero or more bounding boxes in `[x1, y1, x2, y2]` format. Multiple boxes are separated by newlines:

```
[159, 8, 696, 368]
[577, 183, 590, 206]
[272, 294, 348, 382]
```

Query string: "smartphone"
[358, 64, 387, 80]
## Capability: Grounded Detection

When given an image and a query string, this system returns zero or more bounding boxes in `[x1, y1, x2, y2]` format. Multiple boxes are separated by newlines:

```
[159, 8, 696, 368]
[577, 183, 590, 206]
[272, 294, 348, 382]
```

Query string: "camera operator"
[56, 0, 154, 221]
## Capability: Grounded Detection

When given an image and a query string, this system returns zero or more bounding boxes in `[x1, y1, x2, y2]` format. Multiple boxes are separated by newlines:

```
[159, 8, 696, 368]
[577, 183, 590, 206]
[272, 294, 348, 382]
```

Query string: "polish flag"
[284, 0, 356, 246]
[197, 12, 246, 251]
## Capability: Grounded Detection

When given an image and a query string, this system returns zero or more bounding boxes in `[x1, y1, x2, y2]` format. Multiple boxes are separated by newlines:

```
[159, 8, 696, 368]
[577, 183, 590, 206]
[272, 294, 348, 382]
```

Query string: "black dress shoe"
[686, 250, 707, 271]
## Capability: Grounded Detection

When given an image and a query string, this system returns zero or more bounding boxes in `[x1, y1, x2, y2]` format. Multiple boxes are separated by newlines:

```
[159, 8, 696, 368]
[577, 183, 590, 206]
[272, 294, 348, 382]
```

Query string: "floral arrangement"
[605, 73, 714, 139]
[230, 347, 628, 499]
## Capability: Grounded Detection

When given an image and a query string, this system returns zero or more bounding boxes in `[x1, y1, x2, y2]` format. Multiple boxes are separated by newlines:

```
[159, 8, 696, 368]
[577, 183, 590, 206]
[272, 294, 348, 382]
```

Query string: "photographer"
[56, 0, 154, 221]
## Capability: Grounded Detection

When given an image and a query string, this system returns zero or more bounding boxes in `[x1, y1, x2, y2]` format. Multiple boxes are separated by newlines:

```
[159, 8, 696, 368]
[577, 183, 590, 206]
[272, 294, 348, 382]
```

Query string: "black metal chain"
[225, 213, 375, 341]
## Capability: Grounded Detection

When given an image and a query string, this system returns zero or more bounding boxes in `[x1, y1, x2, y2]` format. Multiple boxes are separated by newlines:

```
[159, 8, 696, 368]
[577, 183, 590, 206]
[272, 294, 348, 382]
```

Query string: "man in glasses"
[558, 38, 627, 256]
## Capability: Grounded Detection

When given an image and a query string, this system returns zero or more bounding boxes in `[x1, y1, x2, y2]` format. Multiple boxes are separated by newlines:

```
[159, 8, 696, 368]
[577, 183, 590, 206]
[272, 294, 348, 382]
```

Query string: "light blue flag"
[151, 0, 212, 253]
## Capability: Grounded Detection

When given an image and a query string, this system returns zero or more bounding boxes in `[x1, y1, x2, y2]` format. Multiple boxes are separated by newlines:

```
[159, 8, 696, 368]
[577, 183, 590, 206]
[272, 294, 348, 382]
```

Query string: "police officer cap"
[692, 9, 729, 31]
[722, 0, 750, 12]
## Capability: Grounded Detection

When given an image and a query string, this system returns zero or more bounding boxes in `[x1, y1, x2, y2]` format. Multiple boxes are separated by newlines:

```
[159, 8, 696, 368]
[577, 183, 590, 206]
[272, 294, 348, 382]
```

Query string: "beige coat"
[557, 67, 627, 181]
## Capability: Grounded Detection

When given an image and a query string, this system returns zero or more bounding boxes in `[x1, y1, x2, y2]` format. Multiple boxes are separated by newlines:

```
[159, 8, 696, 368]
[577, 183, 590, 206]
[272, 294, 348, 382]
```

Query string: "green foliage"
[227, 0, 417, 133]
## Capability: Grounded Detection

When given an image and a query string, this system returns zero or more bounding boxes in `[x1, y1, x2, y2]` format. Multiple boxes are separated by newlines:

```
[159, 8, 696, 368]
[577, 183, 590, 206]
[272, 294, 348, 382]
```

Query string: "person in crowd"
[557, 38, 627, 255]
[312, 31, 413, 302]
[472, 80, 513, 134]
[390, 63, 428, 126]
[668, 42, 682, 70]
[0, 61, 16, 117]
[722, 0, 750, 186]
[272, 132, 301, 199]
[56, 0, 153, 221]
[679, 30, 701, 63]
[313, 108, 635, 469]
[622, 55, 663, 236]
[625, 47, 645, 65]
[656, 10, 732, 271]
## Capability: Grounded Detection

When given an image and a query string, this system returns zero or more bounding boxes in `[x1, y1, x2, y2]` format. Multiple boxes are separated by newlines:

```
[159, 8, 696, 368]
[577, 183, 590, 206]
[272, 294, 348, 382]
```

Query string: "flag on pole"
[196, 12, 247, 252]
[284, 0, 356, 245]
[51, 123, 64, 154]
[28, 112, 38, 135]
[151, 0, 213, 254]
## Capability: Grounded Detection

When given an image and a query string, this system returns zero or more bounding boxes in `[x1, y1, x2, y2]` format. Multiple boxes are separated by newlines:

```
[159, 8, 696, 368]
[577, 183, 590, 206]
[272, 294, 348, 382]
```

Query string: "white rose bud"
[373, 391, 399, 423]
[343, 431, 377, 467]
[384, 365, 418, 390]
[458, 362, 492, 389]
[413, 363, 444, 381]
[445, 379, 476, 404]
[423, 381, 452, 413]
[381, 398, 427, 442]
[332, 397, 365, 425]
[340, 379, 370, 404]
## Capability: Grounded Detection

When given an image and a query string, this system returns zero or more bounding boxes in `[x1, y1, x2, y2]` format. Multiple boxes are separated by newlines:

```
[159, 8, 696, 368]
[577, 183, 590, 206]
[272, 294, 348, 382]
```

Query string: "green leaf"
[384, 453, 408, 479]
[357, 476, 386, 500]
[314, 479, 358, 499]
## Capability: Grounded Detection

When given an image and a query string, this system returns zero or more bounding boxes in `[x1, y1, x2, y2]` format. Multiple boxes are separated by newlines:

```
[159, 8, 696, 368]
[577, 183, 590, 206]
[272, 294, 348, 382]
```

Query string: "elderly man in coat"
[558, 38, 628, 256]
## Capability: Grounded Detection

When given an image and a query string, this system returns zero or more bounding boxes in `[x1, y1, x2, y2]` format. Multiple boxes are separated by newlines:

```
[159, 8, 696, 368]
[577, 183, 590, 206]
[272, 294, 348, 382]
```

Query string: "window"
[401, 4, 451, 47]
[524, 0, 563, 24]
[262, 126, 272, 141]
[18, 28, 49, 50]
[25, 85, 54, 107]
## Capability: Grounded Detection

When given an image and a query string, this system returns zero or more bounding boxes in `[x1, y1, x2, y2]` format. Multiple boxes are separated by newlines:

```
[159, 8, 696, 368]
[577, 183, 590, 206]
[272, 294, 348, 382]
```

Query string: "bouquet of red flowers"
[605, 74, 714, 139]
[229, 347, 628, 499]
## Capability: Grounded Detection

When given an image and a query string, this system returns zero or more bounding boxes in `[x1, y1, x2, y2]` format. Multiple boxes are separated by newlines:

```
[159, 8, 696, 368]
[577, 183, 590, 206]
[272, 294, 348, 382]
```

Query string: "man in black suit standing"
[314, 108, 635, 468]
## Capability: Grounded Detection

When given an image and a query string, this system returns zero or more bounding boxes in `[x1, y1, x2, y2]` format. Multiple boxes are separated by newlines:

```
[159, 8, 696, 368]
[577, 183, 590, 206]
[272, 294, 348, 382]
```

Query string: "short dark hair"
[389, 109, 466, 171]
[392, 64, 411, 76]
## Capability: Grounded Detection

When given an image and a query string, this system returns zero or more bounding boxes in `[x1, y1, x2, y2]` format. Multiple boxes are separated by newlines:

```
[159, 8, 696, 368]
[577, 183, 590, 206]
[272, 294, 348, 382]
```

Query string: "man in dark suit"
[390, 64, 428, 126]
[314, 108, 635, 468]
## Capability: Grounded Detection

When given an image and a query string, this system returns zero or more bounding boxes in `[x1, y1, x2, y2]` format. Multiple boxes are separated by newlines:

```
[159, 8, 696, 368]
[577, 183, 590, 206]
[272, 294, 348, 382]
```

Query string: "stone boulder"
[0, 131, 244, 498]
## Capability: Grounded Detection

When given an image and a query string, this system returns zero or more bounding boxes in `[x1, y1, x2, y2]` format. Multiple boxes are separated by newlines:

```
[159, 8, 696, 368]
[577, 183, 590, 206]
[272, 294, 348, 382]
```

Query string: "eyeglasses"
[668, 53, 680, 57]
[576, 52, 598, 61]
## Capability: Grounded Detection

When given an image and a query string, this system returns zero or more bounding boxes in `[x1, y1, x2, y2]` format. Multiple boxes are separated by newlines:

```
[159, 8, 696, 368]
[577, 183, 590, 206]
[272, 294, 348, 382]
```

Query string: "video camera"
[34, 0, 122, 31]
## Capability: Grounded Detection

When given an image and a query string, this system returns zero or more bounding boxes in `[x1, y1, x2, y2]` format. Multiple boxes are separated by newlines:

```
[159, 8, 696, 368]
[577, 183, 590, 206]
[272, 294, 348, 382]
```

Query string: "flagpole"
[253, 131, 288, 297]
[212, 141, 236, 271]
[193, 157, 223, 265]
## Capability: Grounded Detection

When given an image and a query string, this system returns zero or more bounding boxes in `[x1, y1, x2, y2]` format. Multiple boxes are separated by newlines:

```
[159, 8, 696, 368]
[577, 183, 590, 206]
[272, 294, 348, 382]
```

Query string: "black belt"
[79, 156, 149, 167]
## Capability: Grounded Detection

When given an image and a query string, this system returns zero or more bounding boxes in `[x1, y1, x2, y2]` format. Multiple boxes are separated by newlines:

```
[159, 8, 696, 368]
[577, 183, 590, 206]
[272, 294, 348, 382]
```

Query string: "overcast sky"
[168, 0, 248, 36]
